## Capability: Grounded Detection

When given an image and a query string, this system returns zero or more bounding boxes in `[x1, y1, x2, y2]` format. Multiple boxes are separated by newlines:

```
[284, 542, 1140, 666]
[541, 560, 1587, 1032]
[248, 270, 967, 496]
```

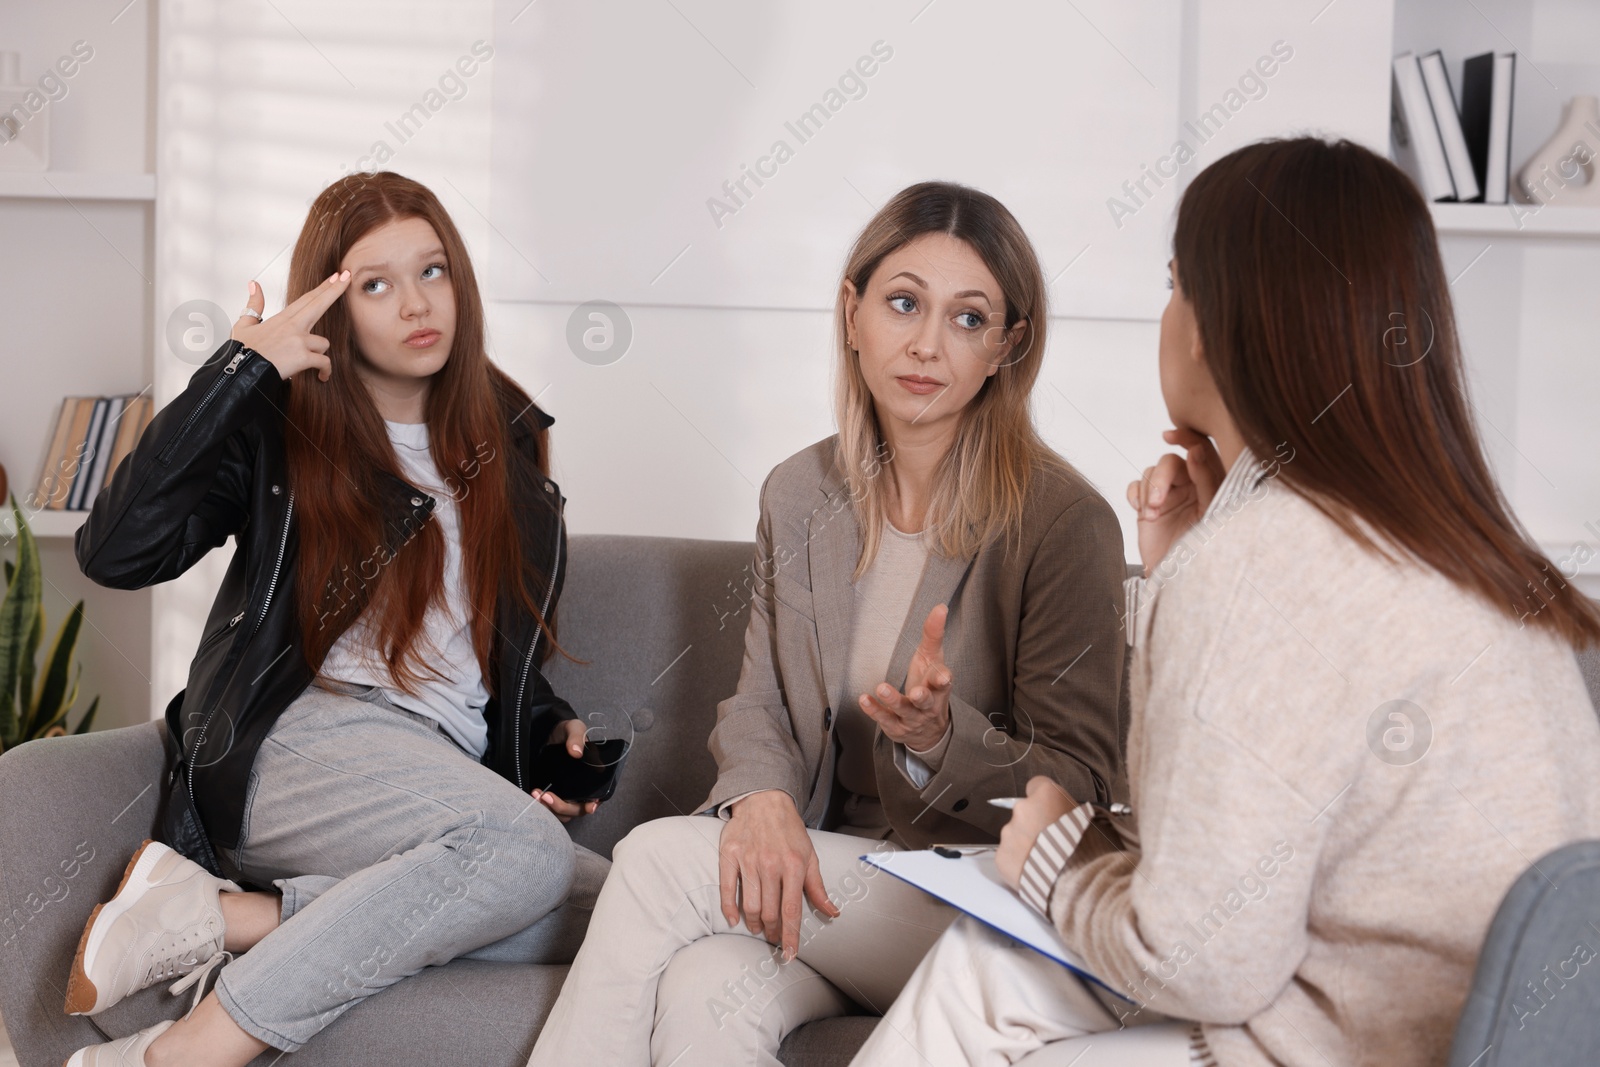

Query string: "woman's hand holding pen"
[995, 776, 1076, 891]
[1126, 427, 1226, 578]
[231, 272, 352, 382]
[859, 603, 953, 752]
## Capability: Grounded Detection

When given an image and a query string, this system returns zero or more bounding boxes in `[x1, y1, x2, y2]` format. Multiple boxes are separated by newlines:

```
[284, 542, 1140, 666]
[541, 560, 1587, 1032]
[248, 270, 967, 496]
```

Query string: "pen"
[988, 797, 1133, 815]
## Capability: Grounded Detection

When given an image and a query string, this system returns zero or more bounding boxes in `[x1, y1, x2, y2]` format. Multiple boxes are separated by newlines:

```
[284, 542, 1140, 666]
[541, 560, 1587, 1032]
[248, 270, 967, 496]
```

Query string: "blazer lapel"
[808, 477, 859, 717]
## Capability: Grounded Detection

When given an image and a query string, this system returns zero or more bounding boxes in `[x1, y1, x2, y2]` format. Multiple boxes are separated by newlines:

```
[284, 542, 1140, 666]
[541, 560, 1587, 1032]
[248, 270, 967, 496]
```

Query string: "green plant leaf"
[37, 663, 83, 738]
[0, 496, 42, 750]
[35, 664, 79, 736]
[72, 694, 99, 735]
[30, 601, 83, 739]
[19, 587, 44, 735]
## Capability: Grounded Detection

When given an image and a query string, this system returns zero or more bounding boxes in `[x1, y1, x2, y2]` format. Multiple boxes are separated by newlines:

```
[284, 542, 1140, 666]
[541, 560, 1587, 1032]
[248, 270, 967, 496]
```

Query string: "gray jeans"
[210, 678, 609, 1052]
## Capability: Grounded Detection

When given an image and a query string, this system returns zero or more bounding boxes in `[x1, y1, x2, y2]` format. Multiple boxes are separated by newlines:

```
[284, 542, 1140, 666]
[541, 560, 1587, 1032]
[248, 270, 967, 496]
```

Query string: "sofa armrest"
[0, 721, 169, 1065]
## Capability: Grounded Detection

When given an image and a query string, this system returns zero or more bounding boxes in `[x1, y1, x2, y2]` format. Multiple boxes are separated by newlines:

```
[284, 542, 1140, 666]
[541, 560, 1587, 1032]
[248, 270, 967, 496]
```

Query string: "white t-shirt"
[318, 419, 490, 757]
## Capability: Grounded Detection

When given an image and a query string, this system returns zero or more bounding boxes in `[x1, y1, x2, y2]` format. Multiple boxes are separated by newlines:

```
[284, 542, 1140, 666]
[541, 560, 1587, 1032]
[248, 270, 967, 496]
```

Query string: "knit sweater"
[1022, 447, 1600, 1066]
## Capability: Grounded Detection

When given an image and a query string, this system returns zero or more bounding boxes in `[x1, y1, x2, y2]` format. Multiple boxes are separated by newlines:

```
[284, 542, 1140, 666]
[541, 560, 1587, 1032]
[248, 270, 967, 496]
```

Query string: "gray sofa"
[0, 534, 879, 1066]
[2, 534, 1599, 1067]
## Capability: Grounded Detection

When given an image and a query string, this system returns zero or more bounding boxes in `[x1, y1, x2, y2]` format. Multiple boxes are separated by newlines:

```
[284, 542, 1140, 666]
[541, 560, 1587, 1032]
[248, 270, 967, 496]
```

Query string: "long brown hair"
[834, 181, 1073, 578]
[285, 171, 557, 691]
[1174, 137, 1600, 646]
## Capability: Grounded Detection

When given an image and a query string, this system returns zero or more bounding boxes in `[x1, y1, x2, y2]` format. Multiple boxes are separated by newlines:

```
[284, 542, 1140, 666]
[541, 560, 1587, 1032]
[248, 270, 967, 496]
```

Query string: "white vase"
[1515, 94, 1600, 206]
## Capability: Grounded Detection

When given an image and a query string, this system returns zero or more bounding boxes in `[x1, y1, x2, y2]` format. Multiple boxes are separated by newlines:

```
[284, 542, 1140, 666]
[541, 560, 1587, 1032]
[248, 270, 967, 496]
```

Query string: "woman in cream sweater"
[850, 137, 1600, 1066]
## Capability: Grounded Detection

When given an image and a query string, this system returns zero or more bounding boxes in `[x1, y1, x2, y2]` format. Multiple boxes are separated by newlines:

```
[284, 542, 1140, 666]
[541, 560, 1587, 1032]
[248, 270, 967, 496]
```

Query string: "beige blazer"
[701, 436, 1129, 848]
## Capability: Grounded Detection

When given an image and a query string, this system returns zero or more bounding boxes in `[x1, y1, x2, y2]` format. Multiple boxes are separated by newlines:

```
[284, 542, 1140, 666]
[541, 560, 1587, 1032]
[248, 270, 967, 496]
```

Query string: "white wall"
[487, 0, 1184, 319]
[139, 0, 1398, 717]
[481, 0, 1395, 549]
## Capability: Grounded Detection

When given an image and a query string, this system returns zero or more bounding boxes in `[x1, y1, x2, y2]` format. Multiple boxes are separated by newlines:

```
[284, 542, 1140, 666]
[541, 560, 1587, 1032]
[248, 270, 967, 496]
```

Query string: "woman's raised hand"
[1126, 427, 1227, 578]
[859, 603, 953, 752]
[230, 272, 351, 382]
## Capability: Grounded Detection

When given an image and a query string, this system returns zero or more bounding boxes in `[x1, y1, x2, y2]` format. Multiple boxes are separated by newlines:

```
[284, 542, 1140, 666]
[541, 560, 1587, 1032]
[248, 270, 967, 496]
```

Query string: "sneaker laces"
[167, 950, 234, 1016]
[139, 919, 225, 989]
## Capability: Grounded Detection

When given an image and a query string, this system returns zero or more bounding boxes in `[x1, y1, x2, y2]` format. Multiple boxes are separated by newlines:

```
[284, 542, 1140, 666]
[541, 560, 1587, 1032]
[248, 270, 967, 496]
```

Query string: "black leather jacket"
[76, 338, 576, 882]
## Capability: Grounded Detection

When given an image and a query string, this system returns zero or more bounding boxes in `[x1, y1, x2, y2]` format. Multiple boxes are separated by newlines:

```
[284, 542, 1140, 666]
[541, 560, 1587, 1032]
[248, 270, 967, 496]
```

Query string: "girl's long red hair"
[284, 171, 556, 693]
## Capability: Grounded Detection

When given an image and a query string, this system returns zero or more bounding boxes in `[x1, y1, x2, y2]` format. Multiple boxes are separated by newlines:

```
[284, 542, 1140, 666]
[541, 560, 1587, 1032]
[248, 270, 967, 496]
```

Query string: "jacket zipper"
[252, 489, 294, 638]
[512, 494, 563, 791]
[158, 347, 248, 465]
[194, 610, 245, 656]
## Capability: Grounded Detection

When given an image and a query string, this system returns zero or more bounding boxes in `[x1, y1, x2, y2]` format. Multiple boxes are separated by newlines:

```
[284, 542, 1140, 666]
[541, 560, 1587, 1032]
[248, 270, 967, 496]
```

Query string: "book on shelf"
[35, 398, 95, 511]
[1460, 51, 1516, 205]
[33, 397, 86, 510]
[1419, 50, 1481, 202]
[32, 393, 154, 512]
[106, 394, 151, 487]
[66, 398, 110, 511]
[77, 395, 126, 506]
[1392, 52, 1456, 202]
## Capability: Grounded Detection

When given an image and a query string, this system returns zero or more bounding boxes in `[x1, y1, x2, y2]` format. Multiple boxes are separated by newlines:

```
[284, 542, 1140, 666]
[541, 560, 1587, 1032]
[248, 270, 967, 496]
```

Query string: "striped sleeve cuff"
[1189, 1023, 1216, 1066]
[1017, 803, 1098, 916]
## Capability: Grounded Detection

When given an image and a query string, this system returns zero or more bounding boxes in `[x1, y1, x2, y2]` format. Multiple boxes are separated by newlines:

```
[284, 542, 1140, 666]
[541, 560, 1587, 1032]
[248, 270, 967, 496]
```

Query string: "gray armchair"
[1446, 838, 1600, 1066]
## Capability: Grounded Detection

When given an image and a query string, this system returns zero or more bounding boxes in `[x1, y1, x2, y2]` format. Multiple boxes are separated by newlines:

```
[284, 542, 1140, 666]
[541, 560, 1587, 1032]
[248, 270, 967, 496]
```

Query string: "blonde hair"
[833, 181, 1074, 580]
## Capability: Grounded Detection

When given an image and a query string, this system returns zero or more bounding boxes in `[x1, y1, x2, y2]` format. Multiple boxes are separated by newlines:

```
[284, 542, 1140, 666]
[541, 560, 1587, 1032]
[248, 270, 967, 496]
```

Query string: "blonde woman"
[528, 181, 1129, 1065]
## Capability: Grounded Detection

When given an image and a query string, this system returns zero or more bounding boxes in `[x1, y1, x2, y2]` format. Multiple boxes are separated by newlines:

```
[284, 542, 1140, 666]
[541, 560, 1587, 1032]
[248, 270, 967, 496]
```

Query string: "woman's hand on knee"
[720, 791, 841, 960]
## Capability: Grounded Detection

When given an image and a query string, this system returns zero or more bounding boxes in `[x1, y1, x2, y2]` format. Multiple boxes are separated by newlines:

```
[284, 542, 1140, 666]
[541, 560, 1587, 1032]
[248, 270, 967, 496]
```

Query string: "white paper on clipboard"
[861, 849, 1136, 1003]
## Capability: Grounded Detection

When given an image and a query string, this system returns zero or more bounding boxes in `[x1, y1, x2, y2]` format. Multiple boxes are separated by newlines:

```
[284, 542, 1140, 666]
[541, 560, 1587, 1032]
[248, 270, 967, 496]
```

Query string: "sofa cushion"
[544, 534, 755, 859]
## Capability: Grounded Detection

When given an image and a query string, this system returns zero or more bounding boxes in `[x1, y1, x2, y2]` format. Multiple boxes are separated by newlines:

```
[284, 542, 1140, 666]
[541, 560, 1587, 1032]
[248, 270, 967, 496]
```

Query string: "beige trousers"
[527, 814, 957, 1067]
[850, 915, 1196, 1066]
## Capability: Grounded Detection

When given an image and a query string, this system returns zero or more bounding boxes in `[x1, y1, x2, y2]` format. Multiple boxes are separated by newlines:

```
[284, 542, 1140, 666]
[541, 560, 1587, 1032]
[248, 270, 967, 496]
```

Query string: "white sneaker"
[63, 839, 241, 1016]
[63, 1018, 173, 1066]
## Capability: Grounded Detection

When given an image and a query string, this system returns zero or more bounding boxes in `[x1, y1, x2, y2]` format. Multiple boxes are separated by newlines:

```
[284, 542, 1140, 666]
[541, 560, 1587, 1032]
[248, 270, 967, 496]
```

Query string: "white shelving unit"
[1432, 202, 1600, 238]
[0, 508, 85, 541]
[2, 1, 159, 728]
[1396, 0, 1600, 596]
[0, 171, 154, 201]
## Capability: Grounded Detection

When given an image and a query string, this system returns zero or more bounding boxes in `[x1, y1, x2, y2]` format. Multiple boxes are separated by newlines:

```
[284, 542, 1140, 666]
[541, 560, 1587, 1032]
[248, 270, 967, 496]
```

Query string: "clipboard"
[861, 849, 1135, 1003]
